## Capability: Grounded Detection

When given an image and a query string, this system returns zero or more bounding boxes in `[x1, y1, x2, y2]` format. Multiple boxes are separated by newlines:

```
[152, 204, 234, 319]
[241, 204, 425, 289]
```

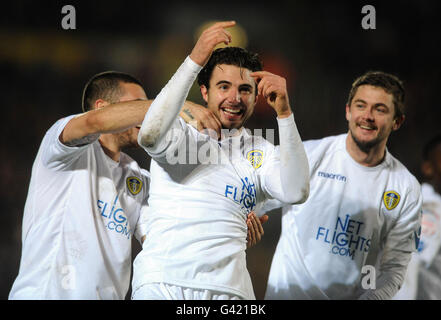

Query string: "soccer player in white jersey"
[131, 21, 310, 300]
[265, 71, 423, 300]
[394, 135, 441, 299]
[8, 71, 152, 299]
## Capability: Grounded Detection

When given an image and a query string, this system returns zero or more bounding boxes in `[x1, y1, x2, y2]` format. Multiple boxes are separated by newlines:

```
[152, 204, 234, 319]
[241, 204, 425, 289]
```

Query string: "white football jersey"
[265, 134, 422, 299]
[393, 183, 441, 299]
[133, 118, 282, 299]
[9, 115, 150, 300]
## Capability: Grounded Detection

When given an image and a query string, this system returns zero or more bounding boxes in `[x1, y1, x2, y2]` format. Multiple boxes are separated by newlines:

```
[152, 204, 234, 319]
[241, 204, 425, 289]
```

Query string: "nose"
[226, 88, 241, 104]
[362, 107, 375, 121]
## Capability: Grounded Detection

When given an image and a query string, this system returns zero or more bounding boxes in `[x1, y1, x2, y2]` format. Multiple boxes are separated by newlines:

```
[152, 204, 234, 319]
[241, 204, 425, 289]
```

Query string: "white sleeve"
[260, 114, 310, 205]
[41, 115, 97, 170]
[134, 205, 149, 244]
[359, 189, 423, 300]
[417, 203, 441, 267]
[392, 252, 420, 300]
[138, 56, 202, 158]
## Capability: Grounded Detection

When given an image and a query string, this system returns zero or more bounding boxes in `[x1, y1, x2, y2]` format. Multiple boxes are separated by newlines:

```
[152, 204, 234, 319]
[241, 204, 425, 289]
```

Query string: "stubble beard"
[349, 128, 382, 154]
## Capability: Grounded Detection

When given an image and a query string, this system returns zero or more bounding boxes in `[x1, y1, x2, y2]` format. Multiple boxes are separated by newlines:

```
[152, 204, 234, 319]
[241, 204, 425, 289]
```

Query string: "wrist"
[276, 109, 292, 119]
[189, 52, 205, 68]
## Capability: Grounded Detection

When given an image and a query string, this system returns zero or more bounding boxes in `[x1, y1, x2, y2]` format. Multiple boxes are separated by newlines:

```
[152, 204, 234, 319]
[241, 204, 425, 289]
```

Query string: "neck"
[345, 132, 387, 167]
[99, 134, 121, 162]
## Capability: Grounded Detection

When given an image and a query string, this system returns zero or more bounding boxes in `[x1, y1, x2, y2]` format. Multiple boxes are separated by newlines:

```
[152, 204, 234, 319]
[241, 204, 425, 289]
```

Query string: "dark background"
[1, 0, 440, 300]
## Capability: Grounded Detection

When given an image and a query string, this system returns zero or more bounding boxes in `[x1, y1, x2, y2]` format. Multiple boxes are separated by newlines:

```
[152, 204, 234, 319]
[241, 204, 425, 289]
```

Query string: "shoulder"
[43, 115, 79, 143]
[304, 134, 345, 151]
[385, 153, 422, 210]
[301, 134, 346, 165]
[387, 153, 421, 190]
[244, 129, 277, 158]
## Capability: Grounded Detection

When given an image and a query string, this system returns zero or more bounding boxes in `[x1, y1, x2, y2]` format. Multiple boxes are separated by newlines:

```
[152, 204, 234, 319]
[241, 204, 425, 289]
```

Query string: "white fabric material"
[393, 183, 441, 300]
[134, 119, 282, 299]
[132, 283, 241, 300]
[133, 56, 309, 300]
[262, 114, 309, 204]
[9, 115, 150, 300]
[138, 56, 202, 152]
[265, 134, 422, 300]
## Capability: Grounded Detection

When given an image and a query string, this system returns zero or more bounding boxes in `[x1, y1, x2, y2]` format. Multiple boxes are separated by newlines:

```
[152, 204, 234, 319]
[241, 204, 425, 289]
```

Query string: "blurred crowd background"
[1, 0, 440, 299]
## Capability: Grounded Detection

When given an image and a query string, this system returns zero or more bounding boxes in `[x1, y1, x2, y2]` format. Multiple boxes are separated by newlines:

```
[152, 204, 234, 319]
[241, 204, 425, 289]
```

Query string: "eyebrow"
[216, 80, 231, 86]
[215, 81, 253, 90]
[354, 99, 389, 108]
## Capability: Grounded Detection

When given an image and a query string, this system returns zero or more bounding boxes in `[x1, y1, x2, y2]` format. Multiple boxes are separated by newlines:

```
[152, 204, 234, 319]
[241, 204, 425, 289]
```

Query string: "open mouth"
[220, 107, 244, 119]
[358, 124, 376, 131]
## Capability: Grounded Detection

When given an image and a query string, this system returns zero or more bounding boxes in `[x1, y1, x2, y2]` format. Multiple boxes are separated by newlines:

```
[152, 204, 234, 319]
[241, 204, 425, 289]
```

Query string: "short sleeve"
[41, 115, 95, 171]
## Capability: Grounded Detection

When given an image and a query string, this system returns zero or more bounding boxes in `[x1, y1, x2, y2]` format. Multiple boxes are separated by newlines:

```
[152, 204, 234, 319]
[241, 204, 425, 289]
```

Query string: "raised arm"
[138, 21, 235, 154]
[251, 71, 310, 204]
[61, 100, 151, 146]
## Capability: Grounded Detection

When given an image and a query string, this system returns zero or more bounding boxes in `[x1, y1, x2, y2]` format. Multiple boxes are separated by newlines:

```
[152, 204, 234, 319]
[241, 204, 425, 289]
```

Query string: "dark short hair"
[423, 134, 441, 161]
[347, 71, 405, 118]
[82, 71, 143, 112]
[197, 47, 263, 91]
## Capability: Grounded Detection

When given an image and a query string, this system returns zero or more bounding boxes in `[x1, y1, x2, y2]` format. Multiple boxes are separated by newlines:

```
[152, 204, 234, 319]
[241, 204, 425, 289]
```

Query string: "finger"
[258, 78, 272, 98]
[247, 218, 256, 245]
[210, 20, 236, 30]
[263, 84, 279, 102]
[259, 214, 269, 225]
[257, 77, 268, 97]
[204, 31, 231, 47]
[250, 213, 261, 242]
[250, 71, 272, 79]
[199, 112, 222, 138]
[253, 213, 264, 235]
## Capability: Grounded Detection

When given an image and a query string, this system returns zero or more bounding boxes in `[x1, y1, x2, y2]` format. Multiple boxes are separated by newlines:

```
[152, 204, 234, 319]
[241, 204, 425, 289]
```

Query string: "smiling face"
[200, 64, 258, 130]
[346, 84, 404, 153]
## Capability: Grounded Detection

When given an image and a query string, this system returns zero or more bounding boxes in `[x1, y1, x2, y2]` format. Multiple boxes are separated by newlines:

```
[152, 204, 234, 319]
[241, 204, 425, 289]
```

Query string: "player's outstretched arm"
[138, 21, 235, 153]
[251, 71, 310, 204]
[61, 100, 151, 146]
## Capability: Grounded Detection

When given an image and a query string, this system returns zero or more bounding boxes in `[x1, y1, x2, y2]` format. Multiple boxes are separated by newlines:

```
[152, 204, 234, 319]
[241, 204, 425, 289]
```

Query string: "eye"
[356, 104, 365, 109]
[376, 107, 387, 113]
[239, 86, 253, 94]
[219, 84, 229, 91]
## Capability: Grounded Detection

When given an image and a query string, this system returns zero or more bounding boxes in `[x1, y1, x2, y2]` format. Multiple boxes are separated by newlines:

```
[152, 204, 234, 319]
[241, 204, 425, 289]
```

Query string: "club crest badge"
[127, 176, 142, 195]
[383, 191, 400, 210]
[247, 150, 263, 169]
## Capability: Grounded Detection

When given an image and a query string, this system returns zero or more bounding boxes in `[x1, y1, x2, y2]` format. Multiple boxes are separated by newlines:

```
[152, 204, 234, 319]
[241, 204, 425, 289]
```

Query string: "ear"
[345, 104, 351, 122]
[392, 115, 405, 131]
[200, 85, 209, 104]
[93, 99, 109, 110]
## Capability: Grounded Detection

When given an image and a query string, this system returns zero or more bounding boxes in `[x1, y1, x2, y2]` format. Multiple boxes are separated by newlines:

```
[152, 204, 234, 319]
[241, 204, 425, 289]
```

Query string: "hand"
[250, 71, 292, 119]
[246, 212, 269, 248]
[180, 101, 222, 138]
[189, 21, 236, 67]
